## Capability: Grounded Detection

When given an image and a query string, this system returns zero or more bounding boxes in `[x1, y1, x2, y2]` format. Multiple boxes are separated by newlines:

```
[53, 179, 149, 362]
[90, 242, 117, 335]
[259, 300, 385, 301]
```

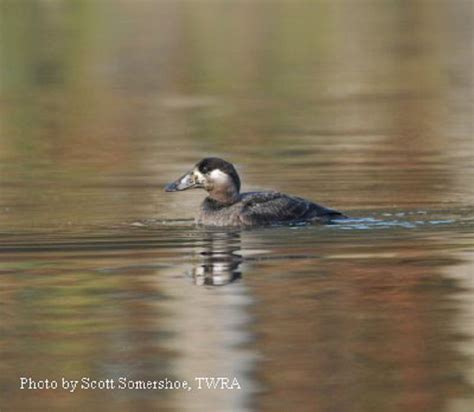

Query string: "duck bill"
[165, 171, 200, 192]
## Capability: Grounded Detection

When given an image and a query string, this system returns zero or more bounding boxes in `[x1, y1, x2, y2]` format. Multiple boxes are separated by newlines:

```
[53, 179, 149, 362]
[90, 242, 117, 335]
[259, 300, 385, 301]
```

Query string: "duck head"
[165, 158, 241, 204]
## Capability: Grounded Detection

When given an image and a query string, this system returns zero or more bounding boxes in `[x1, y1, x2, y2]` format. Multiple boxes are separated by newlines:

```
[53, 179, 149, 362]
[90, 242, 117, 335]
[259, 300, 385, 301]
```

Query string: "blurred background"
[0, 0, 472, 229]
[0, 1, 473, 411]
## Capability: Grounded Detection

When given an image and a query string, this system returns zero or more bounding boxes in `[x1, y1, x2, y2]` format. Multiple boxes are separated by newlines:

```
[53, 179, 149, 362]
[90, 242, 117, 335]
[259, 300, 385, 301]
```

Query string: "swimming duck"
[165, 158, 346, 227]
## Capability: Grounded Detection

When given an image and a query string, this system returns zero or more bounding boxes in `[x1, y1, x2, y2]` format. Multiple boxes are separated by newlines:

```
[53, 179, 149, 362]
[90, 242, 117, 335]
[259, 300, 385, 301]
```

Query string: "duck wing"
[239, 192, 343, 226]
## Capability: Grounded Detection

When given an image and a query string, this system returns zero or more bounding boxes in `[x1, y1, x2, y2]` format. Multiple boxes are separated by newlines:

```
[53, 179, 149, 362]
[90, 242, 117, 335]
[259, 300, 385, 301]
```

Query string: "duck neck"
[208, 185, 240, 205]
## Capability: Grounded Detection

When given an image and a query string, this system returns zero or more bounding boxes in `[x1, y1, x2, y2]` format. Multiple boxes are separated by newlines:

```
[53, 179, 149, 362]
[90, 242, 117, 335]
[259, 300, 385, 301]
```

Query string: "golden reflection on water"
[246, 229, 473, 412]
[0, 0, 473, 411]
[1, 224, 473, 411]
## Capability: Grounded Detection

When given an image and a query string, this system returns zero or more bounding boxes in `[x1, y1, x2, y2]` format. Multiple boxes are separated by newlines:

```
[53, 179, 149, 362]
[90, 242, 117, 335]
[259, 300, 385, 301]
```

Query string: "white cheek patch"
[194, 170, 205, 183]
[209, 169, 229, 183]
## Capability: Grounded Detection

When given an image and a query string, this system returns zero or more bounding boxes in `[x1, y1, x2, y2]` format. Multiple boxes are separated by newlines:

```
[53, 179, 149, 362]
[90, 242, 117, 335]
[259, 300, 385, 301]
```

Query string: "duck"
[165, 157, 346, 227]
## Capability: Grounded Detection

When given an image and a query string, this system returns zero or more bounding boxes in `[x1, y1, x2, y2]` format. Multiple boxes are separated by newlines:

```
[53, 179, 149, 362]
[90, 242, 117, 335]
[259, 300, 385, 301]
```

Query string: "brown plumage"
[165, 158, 346, 227]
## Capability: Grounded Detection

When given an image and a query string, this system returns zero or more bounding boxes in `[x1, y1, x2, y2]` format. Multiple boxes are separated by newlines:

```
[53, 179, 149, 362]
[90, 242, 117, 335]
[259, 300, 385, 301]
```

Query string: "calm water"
[1, 1, 473, 411]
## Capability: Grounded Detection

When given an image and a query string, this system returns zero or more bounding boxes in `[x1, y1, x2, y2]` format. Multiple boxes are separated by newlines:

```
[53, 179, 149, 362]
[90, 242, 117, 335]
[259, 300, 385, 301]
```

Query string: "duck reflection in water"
[190, 230, 243, 286]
